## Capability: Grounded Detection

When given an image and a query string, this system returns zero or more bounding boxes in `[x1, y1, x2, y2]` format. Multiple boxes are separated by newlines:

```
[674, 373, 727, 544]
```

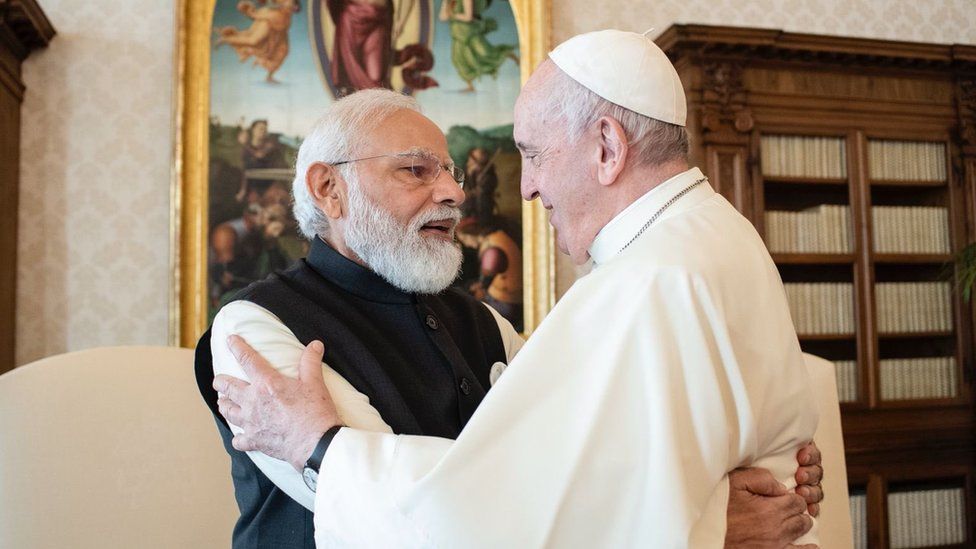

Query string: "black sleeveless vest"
[195, 238, 507, 548]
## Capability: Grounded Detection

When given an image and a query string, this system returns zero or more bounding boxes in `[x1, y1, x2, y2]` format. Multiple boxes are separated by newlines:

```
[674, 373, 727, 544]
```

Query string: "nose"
[431, 167, 465, 206]
[520, 170, 539, 202]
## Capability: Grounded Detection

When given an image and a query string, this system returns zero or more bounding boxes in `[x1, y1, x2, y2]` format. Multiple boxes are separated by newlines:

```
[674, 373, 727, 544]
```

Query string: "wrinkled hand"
[725, 468, 815, 548]
[795, 441, 824, 516]
[213, 335, 340, 471]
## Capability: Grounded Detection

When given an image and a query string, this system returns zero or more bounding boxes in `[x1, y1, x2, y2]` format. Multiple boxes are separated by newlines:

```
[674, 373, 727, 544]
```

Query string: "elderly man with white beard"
[197, 89, 526, 548]
[200, 84, 824, 548]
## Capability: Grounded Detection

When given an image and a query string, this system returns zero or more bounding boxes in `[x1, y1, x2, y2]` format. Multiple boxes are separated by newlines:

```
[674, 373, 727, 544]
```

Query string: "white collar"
[588, 167, 712, 266]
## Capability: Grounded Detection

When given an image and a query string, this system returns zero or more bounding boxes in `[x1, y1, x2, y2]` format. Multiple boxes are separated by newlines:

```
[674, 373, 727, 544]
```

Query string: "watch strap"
[305, 425, 343, 473]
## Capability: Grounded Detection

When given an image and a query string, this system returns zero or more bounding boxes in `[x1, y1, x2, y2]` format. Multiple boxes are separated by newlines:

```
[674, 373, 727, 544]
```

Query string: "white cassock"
[312, 167, 820, 547]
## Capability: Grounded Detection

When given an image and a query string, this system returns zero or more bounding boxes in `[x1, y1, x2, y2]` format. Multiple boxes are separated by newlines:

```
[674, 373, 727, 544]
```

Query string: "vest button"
[425, 314, 439, 330]
[459, 377, 472, 395]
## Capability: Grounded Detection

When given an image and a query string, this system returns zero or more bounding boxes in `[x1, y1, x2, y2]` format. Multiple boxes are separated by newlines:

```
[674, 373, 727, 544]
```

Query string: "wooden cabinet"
[0, 1, 54, 374]
[660, 25, 976, 548]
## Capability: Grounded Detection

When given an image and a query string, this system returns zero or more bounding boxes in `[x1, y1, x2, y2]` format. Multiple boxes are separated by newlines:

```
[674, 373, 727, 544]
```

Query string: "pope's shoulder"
[596, 194, 775, 289]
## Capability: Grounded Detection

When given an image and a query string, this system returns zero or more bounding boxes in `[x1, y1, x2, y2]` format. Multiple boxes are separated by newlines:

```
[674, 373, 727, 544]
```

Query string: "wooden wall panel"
[0, 82, 19, 374]
[0, 0, 55, 374]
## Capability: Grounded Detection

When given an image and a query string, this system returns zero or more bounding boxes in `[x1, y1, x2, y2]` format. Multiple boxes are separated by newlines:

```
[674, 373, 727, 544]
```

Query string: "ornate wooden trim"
[701, 61, 753, 134]
[658, 24, 976, 73]
[0, 0, 54, 60]
[956, 77, 976, 150]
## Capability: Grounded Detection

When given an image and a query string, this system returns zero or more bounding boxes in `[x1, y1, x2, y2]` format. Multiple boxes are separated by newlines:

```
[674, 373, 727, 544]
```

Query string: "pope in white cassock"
[216, 30, 820, 547]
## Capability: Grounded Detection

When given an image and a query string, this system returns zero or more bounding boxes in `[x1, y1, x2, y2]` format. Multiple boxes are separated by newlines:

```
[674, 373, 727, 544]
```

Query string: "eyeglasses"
[332, 150, 465, 189]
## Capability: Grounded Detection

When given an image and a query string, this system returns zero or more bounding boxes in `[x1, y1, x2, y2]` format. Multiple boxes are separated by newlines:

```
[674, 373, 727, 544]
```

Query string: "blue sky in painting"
[210, 0, 521, 139]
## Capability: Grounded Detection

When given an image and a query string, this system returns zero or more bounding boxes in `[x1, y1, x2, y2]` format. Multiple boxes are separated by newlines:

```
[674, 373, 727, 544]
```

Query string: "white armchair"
[804, 352, 854, 549]
[0, 346, 237, 549]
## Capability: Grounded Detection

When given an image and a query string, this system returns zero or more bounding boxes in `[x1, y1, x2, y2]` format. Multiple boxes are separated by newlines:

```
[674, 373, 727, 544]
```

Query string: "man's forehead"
[398, 146, 445, 160]
[513, 101, 540, 148]
[362, 109, 449, 157]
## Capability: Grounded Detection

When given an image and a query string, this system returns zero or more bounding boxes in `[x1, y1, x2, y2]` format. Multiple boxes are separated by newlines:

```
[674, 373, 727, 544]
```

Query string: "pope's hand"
[214, 335, 341, 472]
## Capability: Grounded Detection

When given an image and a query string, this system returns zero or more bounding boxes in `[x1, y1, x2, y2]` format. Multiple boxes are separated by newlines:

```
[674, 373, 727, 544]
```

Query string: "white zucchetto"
[548, 29, 687, 127]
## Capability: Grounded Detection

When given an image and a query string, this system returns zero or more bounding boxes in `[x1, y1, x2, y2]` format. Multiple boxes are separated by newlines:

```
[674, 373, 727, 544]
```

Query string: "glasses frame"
[331, 150, 465, 188]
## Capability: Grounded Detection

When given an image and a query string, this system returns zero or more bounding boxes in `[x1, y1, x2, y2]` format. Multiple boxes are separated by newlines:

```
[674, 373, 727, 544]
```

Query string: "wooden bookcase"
[659, 25, 976, 548]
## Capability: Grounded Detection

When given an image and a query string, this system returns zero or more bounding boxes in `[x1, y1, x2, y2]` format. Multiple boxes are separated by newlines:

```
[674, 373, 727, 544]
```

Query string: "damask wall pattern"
[552, 0, 976, 45]
[16, 0, 175, 365]
[14, 0, 976, 364]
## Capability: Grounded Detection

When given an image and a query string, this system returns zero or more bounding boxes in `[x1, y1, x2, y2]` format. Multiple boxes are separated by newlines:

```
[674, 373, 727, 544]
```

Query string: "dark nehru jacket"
[195, 237, 508, 549]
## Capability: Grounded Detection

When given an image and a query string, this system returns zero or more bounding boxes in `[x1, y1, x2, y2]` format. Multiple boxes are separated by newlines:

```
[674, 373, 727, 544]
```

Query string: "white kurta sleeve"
[211, 300, 393, 511]
[313, 266, 802, 547]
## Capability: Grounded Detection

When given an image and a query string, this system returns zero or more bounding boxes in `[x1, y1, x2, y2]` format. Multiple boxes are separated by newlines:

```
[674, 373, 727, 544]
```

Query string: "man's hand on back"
[214, 335, 340, 471]
[724, 468, 812, 548]
[795, 441, 824, 516]
[725, 442, 823, 548]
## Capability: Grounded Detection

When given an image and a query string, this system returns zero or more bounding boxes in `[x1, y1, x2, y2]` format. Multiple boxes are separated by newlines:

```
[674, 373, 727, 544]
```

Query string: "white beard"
[343, 178, 462, 295]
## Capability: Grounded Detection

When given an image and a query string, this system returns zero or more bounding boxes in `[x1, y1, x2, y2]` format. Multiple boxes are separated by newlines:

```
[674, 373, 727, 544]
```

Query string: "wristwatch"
[302, 425, 343, 492]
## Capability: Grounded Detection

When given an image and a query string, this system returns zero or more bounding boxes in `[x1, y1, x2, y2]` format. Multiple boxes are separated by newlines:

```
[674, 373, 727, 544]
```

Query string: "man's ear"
[306, 162, 344, 219]
[595, 116, 629, 187]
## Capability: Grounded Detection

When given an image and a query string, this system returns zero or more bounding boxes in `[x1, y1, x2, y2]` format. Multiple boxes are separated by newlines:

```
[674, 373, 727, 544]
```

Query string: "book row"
[868, 140, 947, 182]
[875, 282, 953, 334]
[850, 488, 967, 549]
[783, 283, 855, 335]
[832, 358, 957, 402]
[785, 282, 953, 335]
[888, 487, 966, 548]
[880, 357, 957, 400]
[766, 205, 952, 255]
[765, 205, 852, 254]
[760, 135, 847, 179]
[872, 206, 951, 254]
[834, 360, 858, 403]
[851, 493, 867, 549]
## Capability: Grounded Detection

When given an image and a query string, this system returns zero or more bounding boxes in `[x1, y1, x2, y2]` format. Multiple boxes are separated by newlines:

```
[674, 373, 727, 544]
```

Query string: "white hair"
[292, 89, 421, 240]
[543, 66, 689, 166]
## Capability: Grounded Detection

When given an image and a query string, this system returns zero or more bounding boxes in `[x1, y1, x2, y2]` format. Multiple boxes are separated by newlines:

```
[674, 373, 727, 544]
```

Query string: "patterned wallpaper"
[552, 0, 976, 44]
[16, 0, 174, 365]
[14, 0, 976, 364]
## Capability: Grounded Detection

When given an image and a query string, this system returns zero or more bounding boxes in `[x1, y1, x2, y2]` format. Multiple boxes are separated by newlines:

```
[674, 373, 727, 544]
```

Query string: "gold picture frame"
[171, 0, 555, 347]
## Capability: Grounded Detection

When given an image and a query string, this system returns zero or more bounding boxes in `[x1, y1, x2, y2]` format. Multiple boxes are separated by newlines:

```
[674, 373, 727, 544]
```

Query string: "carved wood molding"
[658, 24, 976, 73]
[701, 61, 753, 135]
[956, 77, 976, 151]
[0, 0, 54, 60]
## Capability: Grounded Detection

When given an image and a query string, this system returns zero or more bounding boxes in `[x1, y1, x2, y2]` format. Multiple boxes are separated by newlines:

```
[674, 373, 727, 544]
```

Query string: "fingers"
[217, 396, 243, 427]
[807, 502, 820, 517]
[227, 334, 276, 383]
[779, 493, 808, 516]
[297, 340, 326, 384]
[786, 544, 818, 549]
[797, 440, 821, 467]
[797, 484, 824, 506]
[231, 434, 257, 453]
[213, 374, 251, 401]
[781, 513, 814, 541]
[729, 466, 788, 497]
[797, 463, 824, 486]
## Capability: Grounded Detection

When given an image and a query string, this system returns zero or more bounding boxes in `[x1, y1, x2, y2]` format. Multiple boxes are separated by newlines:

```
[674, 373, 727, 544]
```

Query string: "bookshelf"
[660, 25, 976, 548]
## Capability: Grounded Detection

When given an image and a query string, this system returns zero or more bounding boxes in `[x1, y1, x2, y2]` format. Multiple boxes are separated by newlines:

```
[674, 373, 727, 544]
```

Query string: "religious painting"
[174, 0, 553, 345]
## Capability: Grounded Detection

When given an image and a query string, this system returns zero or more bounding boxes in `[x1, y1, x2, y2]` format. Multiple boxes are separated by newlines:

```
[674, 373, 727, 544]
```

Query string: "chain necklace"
[618, 177, 707, 253]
